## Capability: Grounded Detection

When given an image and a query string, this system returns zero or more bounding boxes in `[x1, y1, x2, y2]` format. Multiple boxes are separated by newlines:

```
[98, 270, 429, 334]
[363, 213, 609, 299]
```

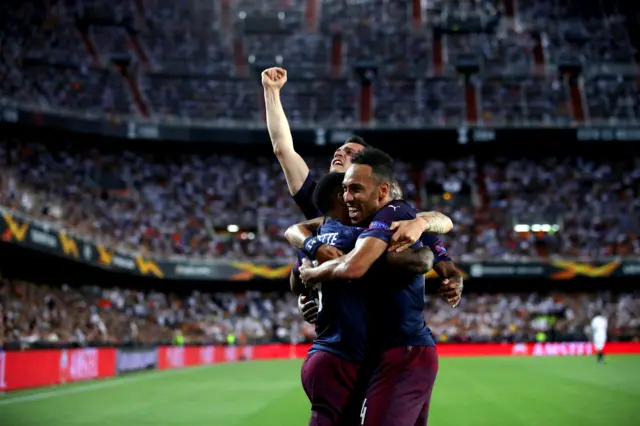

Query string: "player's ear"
[378, 181, 390, 201]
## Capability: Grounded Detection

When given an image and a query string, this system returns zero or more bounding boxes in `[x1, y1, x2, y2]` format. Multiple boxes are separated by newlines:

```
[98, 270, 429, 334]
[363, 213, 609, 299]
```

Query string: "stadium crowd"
[0, 0, 637, 124]
[1, 279, 638, 348]
[1, 140, 639, 261]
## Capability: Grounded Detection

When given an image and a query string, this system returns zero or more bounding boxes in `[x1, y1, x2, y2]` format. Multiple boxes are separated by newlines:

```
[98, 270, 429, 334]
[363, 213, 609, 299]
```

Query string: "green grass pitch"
[1, 356, 639, 425]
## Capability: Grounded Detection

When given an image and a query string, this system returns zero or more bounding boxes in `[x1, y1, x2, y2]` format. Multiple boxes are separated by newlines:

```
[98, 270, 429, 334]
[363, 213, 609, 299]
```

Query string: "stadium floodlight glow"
[514, 223, 560, 233]
[238, 11, 246, 19]
[227, 224, 239, 233]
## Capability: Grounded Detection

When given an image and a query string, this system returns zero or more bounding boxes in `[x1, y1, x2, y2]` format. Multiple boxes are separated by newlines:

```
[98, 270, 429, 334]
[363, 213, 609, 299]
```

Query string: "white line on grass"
[0, 365, 211, 406]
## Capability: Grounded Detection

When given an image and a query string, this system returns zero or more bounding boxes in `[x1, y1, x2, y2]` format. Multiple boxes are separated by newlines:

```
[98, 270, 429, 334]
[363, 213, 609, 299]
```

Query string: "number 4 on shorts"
[360, 398, 367, 425]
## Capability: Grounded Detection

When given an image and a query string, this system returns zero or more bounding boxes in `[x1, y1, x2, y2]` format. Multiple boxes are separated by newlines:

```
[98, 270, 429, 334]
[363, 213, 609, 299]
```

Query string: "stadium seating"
[1, 279, 638, 347]
[0, 0, 637, 123]
[1, 141, 639, 260]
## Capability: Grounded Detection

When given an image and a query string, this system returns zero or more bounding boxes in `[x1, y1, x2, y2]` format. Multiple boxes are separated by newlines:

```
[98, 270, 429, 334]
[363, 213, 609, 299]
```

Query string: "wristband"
[303, 236, 322, 259]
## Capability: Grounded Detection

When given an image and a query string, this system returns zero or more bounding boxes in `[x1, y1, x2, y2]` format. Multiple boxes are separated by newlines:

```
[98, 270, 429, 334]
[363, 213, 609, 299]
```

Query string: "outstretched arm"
[263, 68, 309, 196]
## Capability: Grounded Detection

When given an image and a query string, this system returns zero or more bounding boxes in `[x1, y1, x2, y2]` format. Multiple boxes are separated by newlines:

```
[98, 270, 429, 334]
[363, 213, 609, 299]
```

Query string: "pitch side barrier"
[1, 342, 639, 392]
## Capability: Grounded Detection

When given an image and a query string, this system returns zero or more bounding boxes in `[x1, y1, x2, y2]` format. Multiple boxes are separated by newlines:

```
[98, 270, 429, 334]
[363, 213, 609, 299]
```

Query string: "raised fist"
[261, 67, 287, 89]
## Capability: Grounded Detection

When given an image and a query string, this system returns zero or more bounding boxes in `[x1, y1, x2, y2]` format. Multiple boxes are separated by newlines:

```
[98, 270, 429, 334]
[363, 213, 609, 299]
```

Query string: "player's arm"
[284, 218, 323, 249]
[299, 237, 387, 286]
[416, 211, 454, 234]
[386, 247, 435, 274]
[284, 219, 345, 263]
[262, 68, 309, 196]
[388, 211, 454, 253]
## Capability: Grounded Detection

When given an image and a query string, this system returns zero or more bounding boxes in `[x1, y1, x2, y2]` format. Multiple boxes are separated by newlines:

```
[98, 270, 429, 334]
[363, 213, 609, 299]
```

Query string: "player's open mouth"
[332, 159, 343, 167]
[347, 206, 359, 219]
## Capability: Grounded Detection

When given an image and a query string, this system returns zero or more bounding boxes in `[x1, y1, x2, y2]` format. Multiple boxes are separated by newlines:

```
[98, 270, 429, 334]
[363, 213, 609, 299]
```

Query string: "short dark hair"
[313, 172, 346, 215]
[344, 135, 370, 148]
[352, 147, 394, 182]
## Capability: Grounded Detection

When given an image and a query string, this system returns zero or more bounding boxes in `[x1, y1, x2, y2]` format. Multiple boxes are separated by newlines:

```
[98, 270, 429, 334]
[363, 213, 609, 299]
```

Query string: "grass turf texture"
[1, 356, 639, 425]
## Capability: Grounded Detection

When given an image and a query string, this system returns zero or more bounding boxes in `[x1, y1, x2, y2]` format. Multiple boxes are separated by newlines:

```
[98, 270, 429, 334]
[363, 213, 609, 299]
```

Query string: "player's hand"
[299, 259, 319, 289]
[439, 277, 463, 308]
[298, 294, 318, 324]
[261, 67, 287, 90]
[387, 218, 425, 253]
[315, 244, 344, 264]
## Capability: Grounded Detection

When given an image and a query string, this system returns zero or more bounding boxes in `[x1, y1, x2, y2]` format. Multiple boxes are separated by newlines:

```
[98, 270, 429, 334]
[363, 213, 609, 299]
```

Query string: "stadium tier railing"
[2, 206, 640, 280]
[2, 98, 640, 145]
[2, 342, 640, 392]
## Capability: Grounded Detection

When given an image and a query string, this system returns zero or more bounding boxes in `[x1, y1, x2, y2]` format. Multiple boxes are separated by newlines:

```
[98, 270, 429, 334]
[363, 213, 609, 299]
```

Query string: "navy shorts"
[301, 350, 362, 426]
[360, 346, 438, 426]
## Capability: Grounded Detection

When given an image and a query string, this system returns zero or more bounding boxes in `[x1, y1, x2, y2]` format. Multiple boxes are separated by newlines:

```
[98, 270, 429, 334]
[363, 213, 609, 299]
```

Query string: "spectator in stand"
[0, 0, 636, 125]
[1, 140, 639, 260]
[1, 279, 638, 348]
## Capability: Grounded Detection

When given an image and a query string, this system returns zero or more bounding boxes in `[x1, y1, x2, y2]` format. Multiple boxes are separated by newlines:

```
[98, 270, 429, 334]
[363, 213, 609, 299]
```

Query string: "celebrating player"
[262, 67, 452, 239]
[299, 148, 460, 426]
[289, 172, 435, 425]
[262, 67, 455, 318]
[590, 311, 608, 364]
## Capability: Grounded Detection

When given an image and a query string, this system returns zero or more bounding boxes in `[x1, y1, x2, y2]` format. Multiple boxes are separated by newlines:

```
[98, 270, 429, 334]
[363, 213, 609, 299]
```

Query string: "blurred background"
[0, 0, 639, 425]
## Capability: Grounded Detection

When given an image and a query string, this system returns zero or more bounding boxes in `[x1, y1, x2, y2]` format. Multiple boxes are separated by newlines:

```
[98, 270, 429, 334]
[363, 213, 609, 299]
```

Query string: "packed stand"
[2, 140, 640, 261]
[137, 0, 233, 75]
[374, 78, 465, 126]
[479, 157, 640, 260]
[410, 155, 640, 261]
[517, 0, 637, 66]
[443, 30, 536, 75]
[2, 279, 638, 348]
[477, 76, 572, 124]
[583, 74, 638, 122]
[0, 0, 638, 125]
[0, 140, 412, 259]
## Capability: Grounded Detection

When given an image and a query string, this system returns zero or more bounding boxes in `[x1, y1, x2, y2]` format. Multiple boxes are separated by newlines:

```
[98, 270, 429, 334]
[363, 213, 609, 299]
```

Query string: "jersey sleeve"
[358, 202, 415, 244]
[292, 172, 321, 220]
[420, 234, 452, 263]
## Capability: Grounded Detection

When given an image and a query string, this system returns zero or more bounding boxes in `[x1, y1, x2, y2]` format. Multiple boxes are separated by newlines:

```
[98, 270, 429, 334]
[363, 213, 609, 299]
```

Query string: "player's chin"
[330, 165, 346, 173]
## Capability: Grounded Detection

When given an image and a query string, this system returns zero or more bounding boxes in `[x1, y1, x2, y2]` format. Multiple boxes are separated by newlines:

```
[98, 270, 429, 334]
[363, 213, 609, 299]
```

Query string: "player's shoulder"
[371, 199, 417, 222]
[320, 218, 348, 232]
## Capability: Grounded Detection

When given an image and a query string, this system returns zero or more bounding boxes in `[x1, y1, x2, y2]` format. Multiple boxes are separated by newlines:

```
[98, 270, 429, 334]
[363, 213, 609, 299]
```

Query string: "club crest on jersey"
[369, 221, 390, 231]
[435, 244, 447, 254]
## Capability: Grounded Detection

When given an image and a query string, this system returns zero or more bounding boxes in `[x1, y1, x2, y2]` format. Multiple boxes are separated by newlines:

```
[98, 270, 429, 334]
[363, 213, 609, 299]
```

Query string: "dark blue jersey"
[292, 172, 321, 220]
[358, 200, 437, 351]
[309, 219, 368, 363]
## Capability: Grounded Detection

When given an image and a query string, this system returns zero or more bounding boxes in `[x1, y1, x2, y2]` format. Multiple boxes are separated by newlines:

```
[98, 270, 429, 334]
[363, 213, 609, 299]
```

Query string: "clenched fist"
[262, 67, 287, 90]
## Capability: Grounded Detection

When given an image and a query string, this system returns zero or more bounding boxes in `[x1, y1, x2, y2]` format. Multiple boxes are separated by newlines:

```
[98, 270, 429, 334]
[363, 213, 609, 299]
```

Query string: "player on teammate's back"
[299, 148, 447, 426]
[261, 67, 453, 246]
